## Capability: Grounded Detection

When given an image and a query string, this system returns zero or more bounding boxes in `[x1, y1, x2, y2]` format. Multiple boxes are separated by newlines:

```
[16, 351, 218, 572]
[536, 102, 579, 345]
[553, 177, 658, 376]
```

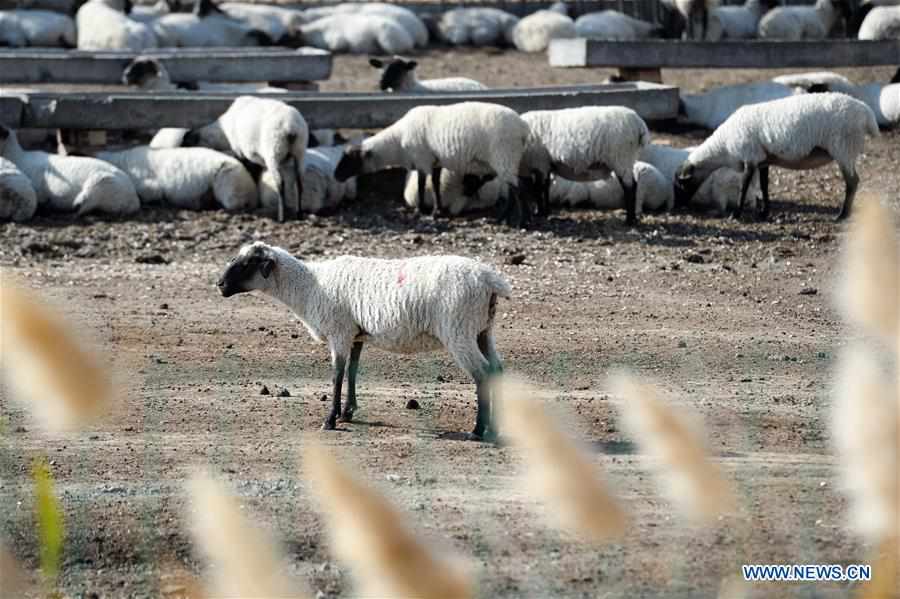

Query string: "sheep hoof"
[463, 432, 484, 442]
[321, 419, 337, 431]
[338, 410, 354, 423]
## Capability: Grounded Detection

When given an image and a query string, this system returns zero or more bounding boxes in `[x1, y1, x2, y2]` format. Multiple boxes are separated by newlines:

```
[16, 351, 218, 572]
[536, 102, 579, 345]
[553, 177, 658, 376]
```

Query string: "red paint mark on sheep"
[397, 269, 407, 286]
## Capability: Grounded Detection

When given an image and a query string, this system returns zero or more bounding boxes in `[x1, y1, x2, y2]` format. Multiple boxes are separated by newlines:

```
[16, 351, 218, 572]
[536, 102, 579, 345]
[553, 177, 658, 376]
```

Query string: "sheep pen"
[1, 47, 899, 599]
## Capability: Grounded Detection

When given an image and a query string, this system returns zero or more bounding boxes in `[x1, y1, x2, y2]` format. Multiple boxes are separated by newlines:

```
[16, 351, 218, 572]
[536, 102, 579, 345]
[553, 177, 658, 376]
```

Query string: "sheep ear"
[406, 60, 418, 70]
[259, 258, 275, 279]
[892, 67, 900, 85]
[369, 58, 384, 68]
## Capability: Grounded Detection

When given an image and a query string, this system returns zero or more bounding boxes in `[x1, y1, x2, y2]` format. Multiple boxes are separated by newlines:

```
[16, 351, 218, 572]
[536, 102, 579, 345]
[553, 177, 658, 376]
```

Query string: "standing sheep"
[758, 0, 849, 40]
[520, 106, 650, 225]
[661, 0, 720, 39]
[334, 102, 532, 227]
[0, 125, 139, 216]
[0, 157, 37, 222]
[369, 56, 486, 92]
[706, 0, 779, 40]
[183, 96, 307, 222]
[217, 242, 510, 439]
[258, 144, 357, 215]
[675, 93, 879, 220]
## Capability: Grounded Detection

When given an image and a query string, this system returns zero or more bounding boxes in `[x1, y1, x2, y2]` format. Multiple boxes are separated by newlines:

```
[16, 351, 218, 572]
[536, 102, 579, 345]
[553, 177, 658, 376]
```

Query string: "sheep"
[0, 125, 139, 216]
[511, 9, 575, 53]
[297, 13, 414, 54]
[403, 169, 502, 216]
[182, 96, 308, 222]
[857, 4, 900, 39]
[76, 0, 158, 50]
[772, 70, 855, 93]
[0, 13, 26, 46]
[258, 145, 356, 215]
[0, 9, 76, 47]
[549, 162, 673, 216]
[519, 106, 650, 225]
[128, 0, 172, 24]
[152, 0, 271, 47]
[675, 93, 879, 221]
[368, 56, 486, 92]
[574, 10, 661, 40]
[679, 81, 799, 129]
[333, 102, 532, 227]
[774, 69, 900, 127]
[217, 241, 510, 439]
[0, 157, 37, 222]
[758, 0, 849, 40]
[430, 7, 518, 47]
[121, 55, 287, 93]
[95, 146, 258, 211]
[219, 2, 305, 45]
[660, 0, 720, 39]
[327, 3, 429, 48]
[705, 0, 778, 40]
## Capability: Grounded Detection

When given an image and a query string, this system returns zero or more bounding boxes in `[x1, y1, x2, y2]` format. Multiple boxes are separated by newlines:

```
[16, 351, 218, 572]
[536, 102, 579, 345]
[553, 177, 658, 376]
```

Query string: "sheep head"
[334, 146, 369, 182]
[371, 56, 417, 92]
[674, 161, 702, 206]
[122, 57, 165, 88]
[217, 243, 277, 298]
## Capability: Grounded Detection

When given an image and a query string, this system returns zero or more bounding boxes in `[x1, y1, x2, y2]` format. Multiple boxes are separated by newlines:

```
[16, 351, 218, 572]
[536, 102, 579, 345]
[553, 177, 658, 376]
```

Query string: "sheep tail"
[483, 268, 512, 299]
[865, 107, 880, 138]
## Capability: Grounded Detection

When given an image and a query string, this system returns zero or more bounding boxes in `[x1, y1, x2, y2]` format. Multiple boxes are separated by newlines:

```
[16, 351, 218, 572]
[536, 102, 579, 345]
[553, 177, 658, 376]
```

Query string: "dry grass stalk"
[0, 542, 27, 597]
[186, 471, 304, 599]
[612, 372, 736, 525]
[492, 374, 627, 542]
[839, 193, 899, 343]
[302, 442, 473, 599]
[832, 345, 898, 545]
[0, 275, 112, 431]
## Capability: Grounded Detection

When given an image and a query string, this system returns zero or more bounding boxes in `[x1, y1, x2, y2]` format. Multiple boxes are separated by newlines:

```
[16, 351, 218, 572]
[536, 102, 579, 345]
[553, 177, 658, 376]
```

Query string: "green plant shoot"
[32, 458, 65, 586]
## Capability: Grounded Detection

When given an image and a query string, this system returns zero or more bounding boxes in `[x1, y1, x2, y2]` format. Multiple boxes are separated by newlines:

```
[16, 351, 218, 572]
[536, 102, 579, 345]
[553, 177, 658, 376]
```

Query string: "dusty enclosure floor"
[2, 50, 899, 598]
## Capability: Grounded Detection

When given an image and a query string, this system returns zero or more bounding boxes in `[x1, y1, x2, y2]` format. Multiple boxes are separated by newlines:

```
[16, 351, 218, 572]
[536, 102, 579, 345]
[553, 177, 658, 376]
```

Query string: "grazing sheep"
[96, 146, 258, 211]
[0, 125, 139, 216]
[0, 9, 76, 47]
[774, 69, 900, 127]
[675, 93, 879, 220]
[680, 81, 798, 129]
[217, 241, 510, 439]
[511, 9, 575, 52]
[334, 102, 532, 227]
[183, 96, 308, 222]
[661, 0, 720, 39]
[705, 0, 778, 40]
[369, 56, 486, 92]
[403, 169, 502, 216]
[857, 4, 900, 39]
[430, 7, 518, 47]
[297, 13, 414, 54]
[758, 0, 849, 40]
[76, 0, 158, 50]
[549, 162, 673, 215]
[520, 106, 650, 225]
[152, 0, 271, 47]
[574, 10, 661, 40]
[0, 157, 37, 222]
[259, 145, 356, 215]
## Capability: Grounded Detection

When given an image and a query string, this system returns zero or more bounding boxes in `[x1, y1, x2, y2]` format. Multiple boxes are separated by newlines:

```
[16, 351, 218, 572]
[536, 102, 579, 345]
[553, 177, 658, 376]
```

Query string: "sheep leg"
[431, 166, 443, 217]
[323, 352, 347, 430]
[624, 179, 638, 226]
[477, 330, 503, 440]
[758, 165, 771, 220]
[504, 183, 528, 228]
[293, 156, 304, 220]
[448, 339, 492, 441]
[268, 164, 285, 223]
[536, 173, 551, 217]
[837, 164, 859, 221]
[340, 341, 364, 423]
[416, 170, 429, 215]
[735, 163, 756, 219]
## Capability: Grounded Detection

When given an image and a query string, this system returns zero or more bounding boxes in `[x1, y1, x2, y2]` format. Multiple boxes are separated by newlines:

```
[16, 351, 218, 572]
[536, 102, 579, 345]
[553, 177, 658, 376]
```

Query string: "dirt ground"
[2, 49, 899, 599]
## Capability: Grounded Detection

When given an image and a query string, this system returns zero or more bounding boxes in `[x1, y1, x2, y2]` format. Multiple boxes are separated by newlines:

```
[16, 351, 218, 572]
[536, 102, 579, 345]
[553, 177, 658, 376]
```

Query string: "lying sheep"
[774, 69, 900, 127]
[520, 106, 650, 225]
[511, 9, 575, 52]
[220, 2, 305, 45]
[549, 162, 673, 216]
[217, 241, 510, 439]
[76, 0, 158, 50]
[335, 102, 531, 226]
[680, 81, 798, 129]
[297, 13, 414, 54]
[96, 146, 258, 211]
[122, 55, 287, 93]
[128, 0, 172, 24]
[675, 93, 879, 220]
[403, 169, 502, 216]
[574, 10, 661, 40]
[430, 7, 518, 46]
[857, 4, 900, 39]
[304, 2, 428, 48]
[705, 0, 778, 40]
[0, 12, 25, 46]
[369, 56, 486, 92]
[183, 96, 308, 222]
[661, 0, 720, 39]
[0, 125, 139, 216]
[758, 0, 849, 40]
[0, 157, 37, 222]
[152, 0, 271, 47]
[258, 145, 356, 215]
[0, 9, 76, 47]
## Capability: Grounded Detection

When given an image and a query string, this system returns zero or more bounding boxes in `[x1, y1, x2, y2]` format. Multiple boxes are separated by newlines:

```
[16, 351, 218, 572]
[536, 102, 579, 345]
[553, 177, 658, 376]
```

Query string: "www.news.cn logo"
[742, 564, 872, 582]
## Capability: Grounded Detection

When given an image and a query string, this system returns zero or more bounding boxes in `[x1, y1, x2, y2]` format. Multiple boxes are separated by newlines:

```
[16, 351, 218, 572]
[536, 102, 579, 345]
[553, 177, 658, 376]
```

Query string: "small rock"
[259, 385, 271, 395]
[13, 425, 27, 433]
[159, 303, 169, 310]
[684, 253, 705, 264]
[135, 253, 169, 265]
[436, 374, 447, 383]
[124, 425, 135, 432]
[799, 287, 818, 296]
[406, 399, 421, 410]
[817, 351, 828, 359]
[677, 340, 688, 348]
[320, 394, 327, 402]
[506, 253, 526, 266]
[277, 388, 291, 397]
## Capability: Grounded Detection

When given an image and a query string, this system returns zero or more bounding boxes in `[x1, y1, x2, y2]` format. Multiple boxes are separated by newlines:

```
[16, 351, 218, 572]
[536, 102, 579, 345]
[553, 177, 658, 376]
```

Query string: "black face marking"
[334, 147, 364, 182]
[892, 67, 900, 85]
[0, 124, 10, 143]
[217, 248, 275, 297]
[377, 58, 415, 91]
[673, 164, 700, 206]
[122, 58, 160, 86]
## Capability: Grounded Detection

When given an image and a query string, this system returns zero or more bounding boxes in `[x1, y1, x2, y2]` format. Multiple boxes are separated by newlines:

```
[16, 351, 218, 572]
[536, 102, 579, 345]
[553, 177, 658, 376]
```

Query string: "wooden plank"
[0, 48, 332, 84]
[3, 83, 678, 130]
[550, 39, 900, 69]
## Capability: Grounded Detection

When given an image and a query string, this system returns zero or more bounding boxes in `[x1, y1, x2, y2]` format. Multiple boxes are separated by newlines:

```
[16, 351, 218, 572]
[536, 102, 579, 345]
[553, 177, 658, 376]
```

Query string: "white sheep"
[183, 96, 308, 222]
[680, 81, 799, 129]
[430, 7, 518, 46]
[511, 9, 575, 52]
[297, 13, 414, 54]
[758, 0, 848, 40]
[219, 2, 305, 45]
[0, 125, 139, 216]
[152, 0, 271, 47]
[675, 93, 879, 220]
[858, 5, 900, 39]
[773, 69, 900, 127]
[128, 0, 171, 24]
[1, 9, 76, 47]
[574, 10, 661, 40]
[403, 169, 502, 216]
[95, 146, 258, 212]
[76, 0, 157, 50]
[121, 55, 287, 93]
[705, 0, 778, 40]
[0, 13, 26, 46]
[334, 101, 532, 226]
[368, 56, 486, 92]
[259, 145, 356, 215]
[217, 241, 510, 438]
[520, 106, 650, 225]
[772, 70, 855, 93]
[661, 0, 720, 39]
[549, 162, 673, 216]
[0, 156, 37, 222]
